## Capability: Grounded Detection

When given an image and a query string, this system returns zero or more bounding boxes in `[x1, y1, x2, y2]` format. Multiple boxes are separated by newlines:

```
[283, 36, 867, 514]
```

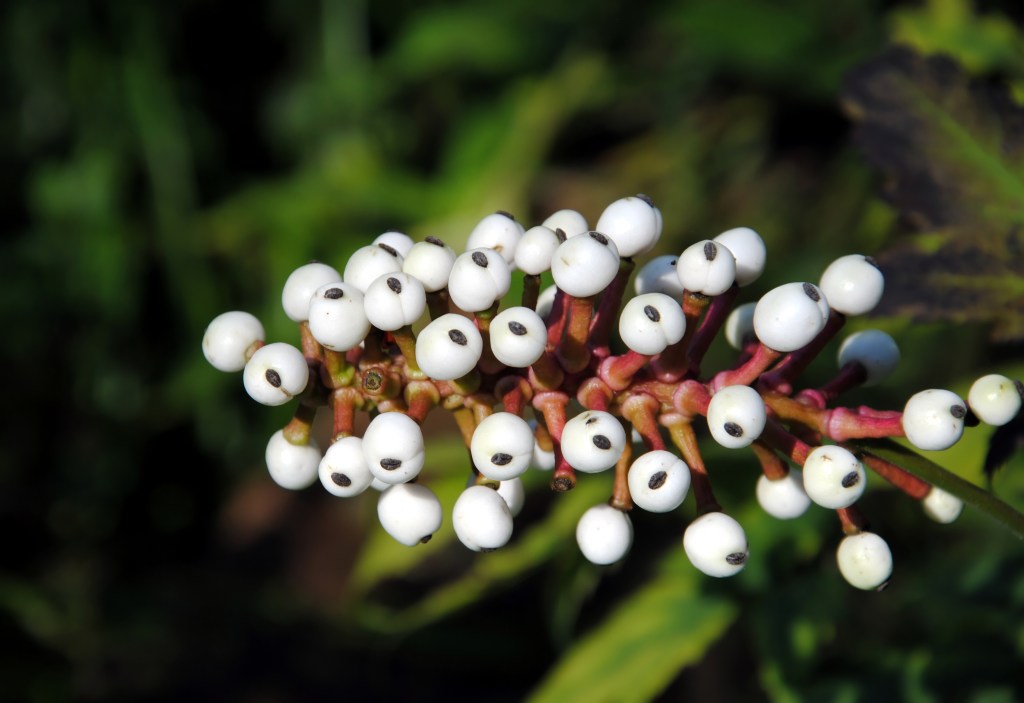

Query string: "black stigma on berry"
[387, 277, 402, 294]
[324, 287, 344, 299]
[380, 458, 402, 471]
[841, 471, 860, 488]
[330, 472, 351, 487]
[448, 329, 468, 346]
[703, 241, 718, 261]
[589, 231, 609, 246]
[865, 255, 879, 269]
[491, 453, 513, 466]
[724, 422, 744, 438]
[377, 243, 398, 257]
[472, 251, 489, 267]
[554, 228, 567, 242]
[636, 193, 654, 207]
[426, 236, 445, 247]
[265, 369, 282, 388]
[644, 305, 661, 322]
[496, 210, 514, 220]
[509, 321, 528, 336]
[802, 282, 821, 301]
[726, 552, 748, 565]
[592, 435, 612, 450]
[950, 404, 967, 419]
[585, 417, 598, 425]
[648, 471, 668, 490]
[420, 534, 433, 544]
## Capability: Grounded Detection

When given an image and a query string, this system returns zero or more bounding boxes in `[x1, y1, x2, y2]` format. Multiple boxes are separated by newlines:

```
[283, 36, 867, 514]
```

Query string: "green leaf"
[853, 437, 1024, 539]
[527, 551, 737, 703]
[841, 46, 1024, 339]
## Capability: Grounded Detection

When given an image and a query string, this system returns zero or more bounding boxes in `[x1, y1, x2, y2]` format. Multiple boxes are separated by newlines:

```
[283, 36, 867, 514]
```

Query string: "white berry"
[318, 436, 373, 497]
[265, 430, 321, 490]
[470, 412, 535, 481]
[282, 262, 342, 322]
[203, 311, 265, 372]
[837, 329, 900, 385]
[453, 485, 514, 551]
[594, 194, 661, 257]
[633, 254, 684, 297]
[377, 483, 443, 546]
[802, 445, 866, 509]
[627, 450, 690, 513]
[415, 313, 483, 380]
[535, 285, 558, 321]
[542, 209, 589, 239]
[308, 282, 371, 352]
[819, 254, 884, 316]
[676, 240, 736, 296]
[402, 237, 457, 293]
[723, 302, 757, 351]
[902, 389, 967, 451]
[836, 531, 892, 590]
[921, 485, 964, 524]
[753, 282, 830, 352]
[683, 512, 749, 578]
[363, 412, 425, 485]
[343, 243, 404, 293]
[515, 225, 562, 275]
[363, 272, 426, 331]
[243, 342, 309, 406]
[550, 231, 621, 298]
[448, 248, 512, 312]
[373, 230, 415, 257]
[707, 385, 766, 449]
[489, 306, 547, 368]
[713, 227, 766, 287]
[466, 211, 524, 265]
[756, 470, 811, 519]
[561, 410, 627, 473]
[618, 293, 686, 355]
[968, 374, 1022, 426]
[496, 478, 525, 517]
[576, 504, 633, 565]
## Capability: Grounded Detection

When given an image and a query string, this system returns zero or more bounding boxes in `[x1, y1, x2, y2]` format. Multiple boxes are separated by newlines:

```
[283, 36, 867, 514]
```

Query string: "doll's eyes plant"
[202, 195, 1024, 591]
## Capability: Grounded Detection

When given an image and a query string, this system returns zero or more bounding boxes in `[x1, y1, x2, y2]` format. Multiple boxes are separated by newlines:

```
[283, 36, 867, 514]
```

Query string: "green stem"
[853, 438, 1024, 540]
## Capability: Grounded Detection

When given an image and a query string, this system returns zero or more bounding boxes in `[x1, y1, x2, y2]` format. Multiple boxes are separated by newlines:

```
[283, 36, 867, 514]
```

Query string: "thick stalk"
[759, 310, 846, 394]
[556, 294, 596, 374]
[686, 284, 739, 374]
[666, 420, 720, 514]
[587, 259, 635, 353]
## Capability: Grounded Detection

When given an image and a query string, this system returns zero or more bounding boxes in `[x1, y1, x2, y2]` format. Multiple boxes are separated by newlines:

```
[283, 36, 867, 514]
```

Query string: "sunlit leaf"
[527, 550, 737, 703]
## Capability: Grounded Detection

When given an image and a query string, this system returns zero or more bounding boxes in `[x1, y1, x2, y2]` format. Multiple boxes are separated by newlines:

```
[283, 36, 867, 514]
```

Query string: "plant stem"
[666, 420, 720, 514]
[556, 294, 595, 373]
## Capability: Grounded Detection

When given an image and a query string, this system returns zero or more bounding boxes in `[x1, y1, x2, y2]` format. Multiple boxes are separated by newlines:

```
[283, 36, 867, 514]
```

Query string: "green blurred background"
[3, 0, 1024, 700]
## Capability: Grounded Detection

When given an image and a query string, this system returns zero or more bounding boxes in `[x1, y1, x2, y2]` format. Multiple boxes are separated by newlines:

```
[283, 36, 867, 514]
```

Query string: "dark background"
[3, 0, 1023, 700]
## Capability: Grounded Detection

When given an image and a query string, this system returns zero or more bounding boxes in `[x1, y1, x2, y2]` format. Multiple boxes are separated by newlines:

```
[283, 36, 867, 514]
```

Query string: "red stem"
[686, 284, 739, 374]
[666, 420, 720, 514]
[759, 310, 846, 394]
[556, 294, 595, 373]
[709, 343, 782, 392]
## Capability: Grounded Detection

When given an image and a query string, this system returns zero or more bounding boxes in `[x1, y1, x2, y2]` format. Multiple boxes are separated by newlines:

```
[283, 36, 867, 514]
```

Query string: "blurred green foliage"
[2, 0, 1023, 700]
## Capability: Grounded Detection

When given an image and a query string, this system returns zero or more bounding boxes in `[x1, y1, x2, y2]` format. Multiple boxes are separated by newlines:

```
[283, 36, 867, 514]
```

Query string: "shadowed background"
[3, 0, 1024, 700]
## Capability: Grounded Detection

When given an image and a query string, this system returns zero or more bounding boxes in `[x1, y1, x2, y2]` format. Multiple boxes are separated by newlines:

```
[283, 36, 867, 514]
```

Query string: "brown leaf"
[842, 46, 1024, 339]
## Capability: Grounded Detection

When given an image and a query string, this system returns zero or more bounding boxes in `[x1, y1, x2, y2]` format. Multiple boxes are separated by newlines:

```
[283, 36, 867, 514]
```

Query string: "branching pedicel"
[202, 196, 1024, 590]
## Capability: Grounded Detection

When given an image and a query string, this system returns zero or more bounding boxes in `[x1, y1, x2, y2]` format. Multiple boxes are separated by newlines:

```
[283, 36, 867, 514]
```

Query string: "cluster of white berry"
[203, 195, 1023, 590]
